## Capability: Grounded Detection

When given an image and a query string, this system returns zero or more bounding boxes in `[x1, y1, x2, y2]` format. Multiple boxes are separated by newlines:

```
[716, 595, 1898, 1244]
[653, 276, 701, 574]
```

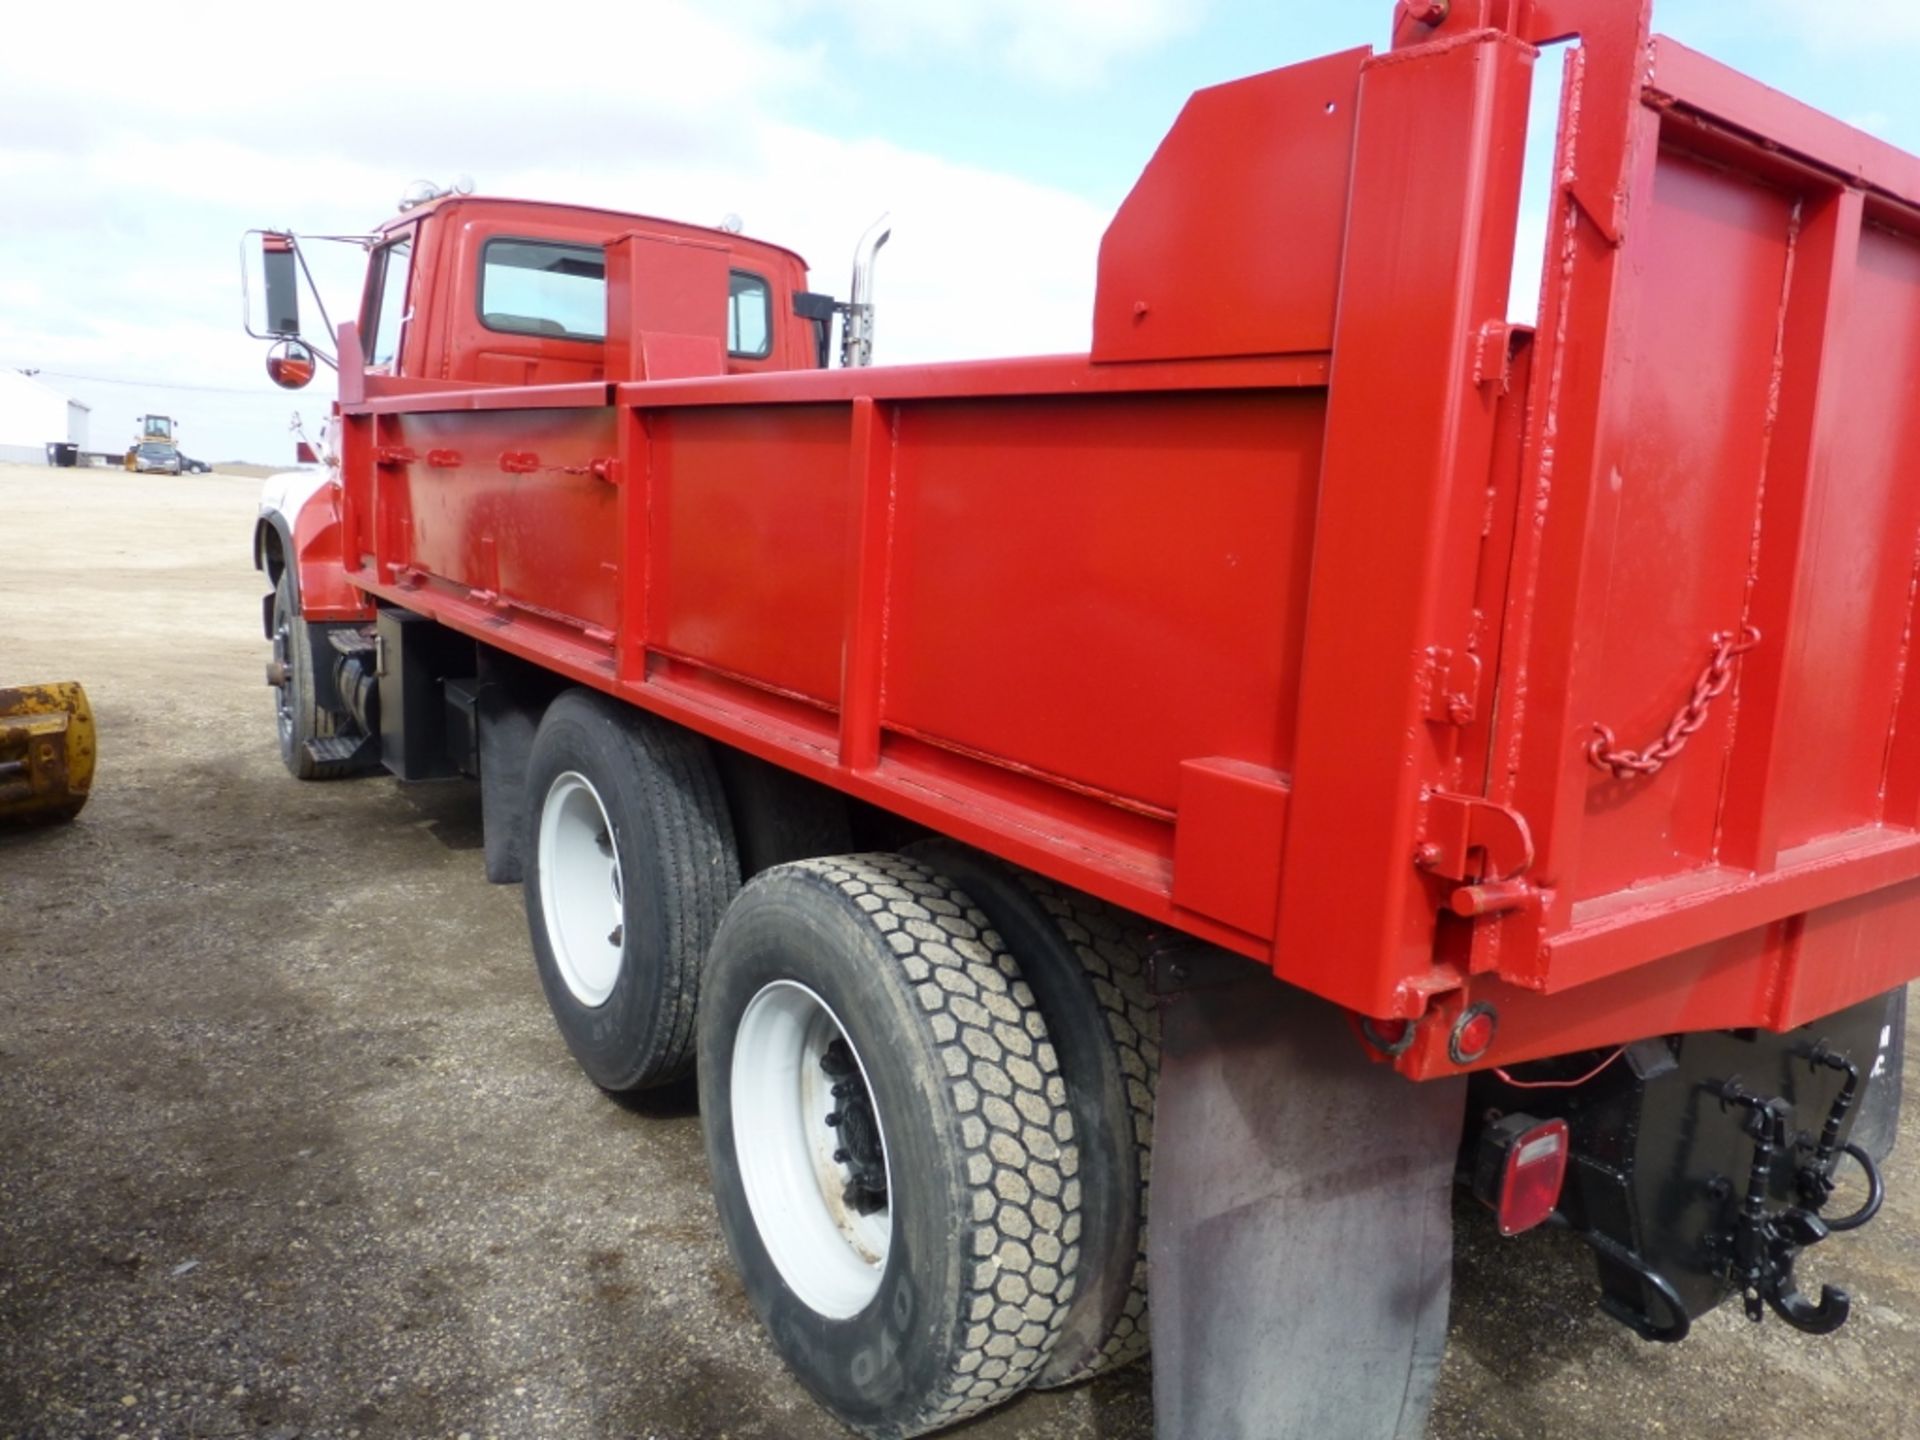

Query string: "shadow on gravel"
[0, 760, 492, 1438]
[398, 778, 486, 852]
[605, 1071, 703, 1121]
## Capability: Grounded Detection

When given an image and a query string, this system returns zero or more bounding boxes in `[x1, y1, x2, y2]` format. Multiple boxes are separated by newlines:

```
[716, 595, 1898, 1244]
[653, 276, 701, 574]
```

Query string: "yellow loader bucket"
[0, 682, 95, 825]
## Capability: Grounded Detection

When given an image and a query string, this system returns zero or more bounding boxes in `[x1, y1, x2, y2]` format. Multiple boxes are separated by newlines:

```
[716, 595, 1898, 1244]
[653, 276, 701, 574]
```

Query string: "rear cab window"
[478, 236, 776, 360]
[481, 239, 606, 341]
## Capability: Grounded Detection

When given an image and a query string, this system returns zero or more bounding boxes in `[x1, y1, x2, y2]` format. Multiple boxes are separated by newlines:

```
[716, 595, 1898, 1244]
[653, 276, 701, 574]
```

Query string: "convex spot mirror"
[266, 339, 317, 390]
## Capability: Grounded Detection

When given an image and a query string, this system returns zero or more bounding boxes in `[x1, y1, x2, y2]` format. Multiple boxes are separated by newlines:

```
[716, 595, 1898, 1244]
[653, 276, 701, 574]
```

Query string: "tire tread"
[1011, 872, 1159, 1383]
[789, 853, 1083, 1436]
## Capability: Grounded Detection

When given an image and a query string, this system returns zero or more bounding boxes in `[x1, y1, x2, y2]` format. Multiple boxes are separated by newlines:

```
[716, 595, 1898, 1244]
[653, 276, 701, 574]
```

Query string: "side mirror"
[262, 234, 301, 337]
[266, 339, 317, 390]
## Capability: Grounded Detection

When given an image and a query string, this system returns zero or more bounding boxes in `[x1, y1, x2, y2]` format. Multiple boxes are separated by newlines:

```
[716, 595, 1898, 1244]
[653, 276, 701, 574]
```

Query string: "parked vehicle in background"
[130, 442, 182, 475]
[178, 453, 212, 474]
[239, 3, 1914, 1436]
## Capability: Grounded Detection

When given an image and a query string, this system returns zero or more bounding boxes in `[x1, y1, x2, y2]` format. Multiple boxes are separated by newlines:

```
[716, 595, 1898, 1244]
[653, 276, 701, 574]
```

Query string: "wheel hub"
[821, 1038, 888, 1215]
[270, 608, 296, 744]
[731, 981, 893, 1318]
[537, 772, 626, 1008]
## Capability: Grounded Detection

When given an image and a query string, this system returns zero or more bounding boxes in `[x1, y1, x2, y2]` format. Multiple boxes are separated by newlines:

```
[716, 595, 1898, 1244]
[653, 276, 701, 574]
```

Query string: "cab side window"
[366, 237, 414, 368]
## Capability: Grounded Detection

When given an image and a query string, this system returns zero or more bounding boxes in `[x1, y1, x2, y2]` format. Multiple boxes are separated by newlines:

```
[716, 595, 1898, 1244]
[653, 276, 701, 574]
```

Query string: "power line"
[8, 365, 296, 397]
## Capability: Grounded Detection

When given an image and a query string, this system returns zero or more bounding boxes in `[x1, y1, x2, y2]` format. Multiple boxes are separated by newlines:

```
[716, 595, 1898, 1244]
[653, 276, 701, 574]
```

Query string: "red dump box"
[327, 1, 1920, 1087]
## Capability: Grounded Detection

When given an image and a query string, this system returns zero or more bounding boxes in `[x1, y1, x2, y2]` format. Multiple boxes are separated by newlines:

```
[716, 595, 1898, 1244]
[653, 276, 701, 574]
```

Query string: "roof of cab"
[374, 194, 809, 272]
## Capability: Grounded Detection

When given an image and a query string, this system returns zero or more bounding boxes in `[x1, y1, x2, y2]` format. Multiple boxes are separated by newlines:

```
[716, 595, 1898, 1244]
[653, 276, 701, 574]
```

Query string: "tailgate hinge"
[1416, 790, 1535, 916]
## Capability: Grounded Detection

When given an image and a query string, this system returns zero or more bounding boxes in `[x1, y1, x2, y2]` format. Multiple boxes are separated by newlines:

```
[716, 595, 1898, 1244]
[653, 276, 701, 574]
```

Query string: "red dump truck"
[242, 1, 1913, 1434]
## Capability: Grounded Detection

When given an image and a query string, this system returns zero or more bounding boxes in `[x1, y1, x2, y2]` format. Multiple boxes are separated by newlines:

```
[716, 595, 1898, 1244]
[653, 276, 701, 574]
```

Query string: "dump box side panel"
[882, 392, 1324, 816]
[649, 404, 853, 708]
[372, 405, 622, 634]
[345, 361, 1334, 956]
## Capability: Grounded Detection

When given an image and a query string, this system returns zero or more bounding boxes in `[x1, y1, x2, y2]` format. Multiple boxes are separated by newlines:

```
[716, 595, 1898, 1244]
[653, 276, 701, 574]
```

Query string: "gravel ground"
[1, 460, 1915, 1440]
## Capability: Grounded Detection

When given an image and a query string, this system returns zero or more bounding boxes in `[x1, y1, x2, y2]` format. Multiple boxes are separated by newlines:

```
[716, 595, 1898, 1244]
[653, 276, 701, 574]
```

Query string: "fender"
[255, 468, 373, 624]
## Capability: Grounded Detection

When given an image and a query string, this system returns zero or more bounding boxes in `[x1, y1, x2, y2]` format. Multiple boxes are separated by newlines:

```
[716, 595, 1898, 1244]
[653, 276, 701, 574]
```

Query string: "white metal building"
[0, 371, 91, 465]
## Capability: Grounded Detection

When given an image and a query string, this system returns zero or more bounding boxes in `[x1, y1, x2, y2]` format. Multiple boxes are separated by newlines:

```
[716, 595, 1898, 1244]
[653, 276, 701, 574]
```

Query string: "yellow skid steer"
[0, 683, 95, 825]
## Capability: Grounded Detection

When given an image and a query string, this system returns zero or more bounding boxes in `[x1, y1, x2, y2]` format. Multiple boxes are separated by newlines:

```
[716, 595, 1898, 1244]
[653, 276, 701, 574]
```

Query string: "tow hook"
[1707, 1067, 1884, 1336]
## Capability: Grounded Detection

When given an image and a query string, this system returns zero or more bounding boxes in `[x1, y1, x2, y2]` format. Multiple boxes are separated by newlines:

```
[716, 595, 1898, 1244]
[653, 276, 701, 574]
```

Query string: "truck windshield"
[369, 238, 414, 368]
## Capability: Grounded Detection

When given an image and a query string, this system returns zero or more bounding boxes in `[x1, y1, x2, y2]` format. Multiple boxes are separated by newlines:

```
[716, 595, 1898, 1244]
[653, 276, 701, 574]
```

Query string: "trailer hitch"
[1707, 1079, 1860, 1336]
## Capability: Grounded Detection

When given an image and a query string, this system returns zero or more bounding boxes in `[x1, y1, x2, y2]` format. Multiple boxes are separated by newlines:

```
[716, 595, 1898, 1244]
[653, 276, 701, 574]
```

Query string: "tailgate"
[1275, 4, 1920, 1077]
[1499, 37, 1920, 1000]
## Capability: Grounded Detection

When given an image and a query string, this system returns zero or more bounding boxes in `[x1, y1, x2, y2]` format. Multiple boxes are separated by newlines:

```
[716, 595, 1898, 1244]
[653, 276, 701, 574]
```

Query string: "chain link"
[1587, 625, 1762, 779]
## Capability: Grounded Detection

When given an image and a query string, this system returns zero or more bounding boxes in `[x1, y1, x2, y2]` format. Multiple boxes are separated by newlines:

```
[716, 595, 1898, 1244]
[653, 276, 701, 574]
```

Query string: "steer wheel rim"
[537, 771, 626, 1008]
[733, 980, 894, 1319]
[271, 600, 296, 746]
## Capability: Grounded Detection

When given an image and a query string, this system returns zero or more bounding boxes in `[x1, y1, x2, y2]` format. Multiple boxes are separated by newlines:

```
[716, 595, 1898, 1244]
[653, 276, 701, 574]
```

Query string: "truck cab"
[355, 196, 826, 386]
[247, 193, 867, 754]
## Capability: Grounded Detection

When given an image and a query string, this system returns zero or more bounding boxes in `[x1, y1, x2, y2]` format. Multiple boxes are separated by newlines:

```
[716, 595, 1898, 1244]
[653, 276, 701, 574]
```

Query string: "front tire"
[268, 570, 349, 780]
[524, 689, 739, 1091]
[699, 854, 1083, 1438]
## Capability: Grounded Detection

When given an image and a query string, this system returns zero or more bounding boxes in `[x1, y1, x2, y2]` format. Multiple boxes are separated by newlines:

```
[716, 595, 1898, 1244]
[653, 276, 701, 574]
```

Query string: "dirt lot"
[1, 459, 1915, 1440]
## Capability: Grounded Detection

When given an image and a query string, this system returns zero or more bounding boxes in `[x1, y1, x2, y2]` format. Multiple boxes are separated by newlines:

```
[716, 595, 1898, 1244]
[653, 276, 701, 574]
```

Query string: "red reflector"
[1497, 1118, 1569, 1236]
[1471, 1113, 1570, 1237]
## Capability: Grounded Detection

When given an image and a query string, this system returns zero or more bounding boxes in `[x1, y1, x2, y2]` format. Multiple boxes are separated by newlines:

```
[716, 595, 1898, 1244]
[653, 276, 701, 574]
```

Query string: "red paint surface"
[312, 2, 1920, 1080]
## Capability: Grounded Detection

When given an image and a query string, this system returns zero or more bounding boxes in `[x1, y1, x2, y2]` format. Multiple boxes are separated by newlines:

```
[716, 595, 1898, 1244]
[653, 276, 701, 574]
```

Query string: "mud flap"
[1850, 986, 1907, 1165]
[1150, 964, 1465, 1440]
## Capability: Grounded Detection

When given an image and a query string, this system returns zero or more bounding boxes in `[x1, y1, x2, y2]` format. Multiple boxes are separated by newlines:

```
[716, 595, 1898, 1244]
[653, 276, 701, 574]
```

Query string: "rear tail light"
[1472, 1114, 1570, 1236]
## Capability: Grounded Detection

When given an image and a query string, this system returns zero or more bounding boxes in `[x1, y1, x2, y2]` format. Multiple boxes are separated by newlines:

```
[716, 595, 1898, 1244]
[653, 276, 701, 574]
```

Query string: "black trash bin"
[45, 442, 79, 467]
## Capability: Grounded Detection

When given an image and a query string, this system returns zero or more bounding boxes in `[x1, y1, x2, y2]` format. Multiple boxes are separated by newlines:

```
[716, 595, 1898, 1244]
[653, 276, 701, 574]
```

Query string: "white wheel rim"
[537, 771, 625, 1008]
[732, 981, 893, 1318]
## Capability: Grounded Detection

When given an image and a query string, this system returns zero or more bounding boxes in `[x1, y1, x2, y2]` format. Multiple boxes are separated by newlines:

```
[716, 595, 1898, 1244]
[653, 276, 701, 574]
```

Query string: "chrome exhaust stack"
[839, 214, 892, 368]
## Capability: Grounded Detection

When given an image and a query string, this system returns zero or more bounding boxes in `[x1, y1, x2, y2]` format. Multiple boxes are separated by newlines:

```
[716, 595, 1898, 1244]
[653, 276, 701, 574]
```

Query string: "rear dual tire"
[905, 841, 1159, 1386]
[524, 689, 739, 1091]
[699, 855, 1084, 1438]
[518, 690, 1161, 1432]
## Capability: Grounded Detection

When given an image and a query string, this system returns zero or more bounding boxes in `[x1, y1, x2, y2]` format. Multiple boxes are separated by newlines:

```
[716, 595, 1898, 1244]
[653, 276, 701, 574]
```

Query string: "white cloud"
[0, 0, 1129, 462]
[795, 0, 1200, 87]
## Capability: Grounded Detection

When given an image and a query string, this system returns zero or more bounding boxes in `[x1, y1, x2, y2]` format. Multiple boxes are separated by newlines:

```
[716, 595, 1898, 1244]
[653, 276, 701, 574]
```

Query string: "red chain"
[1587, 626, 1761, 780]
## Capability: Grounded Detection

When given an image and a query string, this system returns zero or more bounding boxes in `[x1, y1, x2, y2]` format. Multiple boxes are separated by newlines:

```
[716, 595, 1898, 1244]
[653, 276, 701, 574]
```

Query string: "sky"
[2, 0, 1917, 464]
